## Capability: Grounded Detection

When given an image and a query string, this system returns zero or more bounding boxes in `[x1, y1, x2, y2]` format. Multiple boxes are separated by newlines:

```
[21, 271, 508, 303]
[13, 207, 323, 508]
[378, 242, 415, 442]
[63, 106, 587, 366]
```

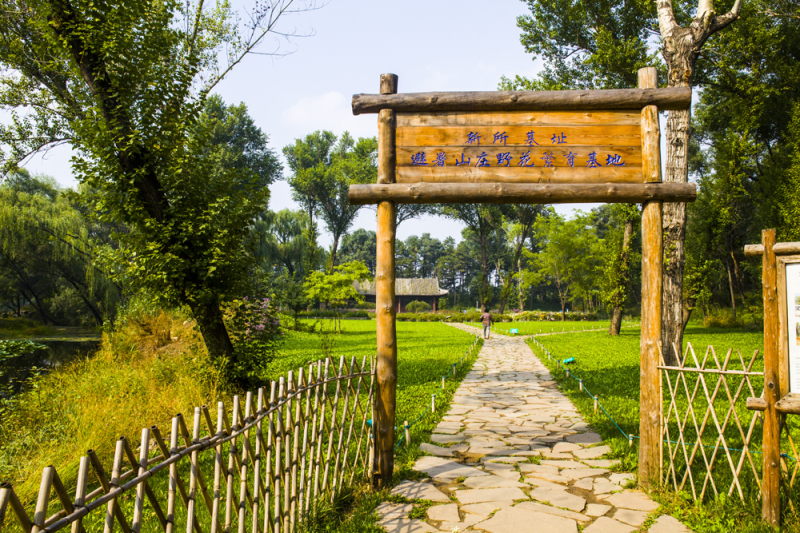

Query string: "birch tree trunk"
[656, 0, 743, 366]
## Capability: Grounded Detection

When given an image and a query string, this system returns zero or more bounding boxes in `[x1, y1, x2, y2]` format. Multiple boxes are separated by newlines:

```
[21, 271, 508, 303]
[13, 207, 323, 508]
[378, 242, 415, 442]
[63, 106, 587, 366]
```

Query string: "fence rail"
[0, 355, 374, 533]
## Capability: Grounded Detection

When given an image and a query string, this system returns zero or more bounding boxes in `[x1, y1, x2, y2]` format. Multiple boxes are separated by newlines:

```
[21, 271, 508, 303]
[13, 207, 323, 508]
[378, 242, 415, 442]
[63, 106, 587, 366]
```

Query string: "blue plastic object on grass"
[509, 328, 519, 334]
[562, 357, 575, 364]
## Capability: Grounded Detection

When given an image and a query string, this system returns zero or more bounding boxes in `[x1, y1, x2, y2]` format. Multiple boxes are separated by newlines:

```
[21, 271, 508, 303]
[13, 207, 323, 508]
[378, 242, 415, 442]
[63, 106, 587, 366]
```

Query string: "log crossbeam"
[348, 182, 696, 205]
[352, 87, 692, 115]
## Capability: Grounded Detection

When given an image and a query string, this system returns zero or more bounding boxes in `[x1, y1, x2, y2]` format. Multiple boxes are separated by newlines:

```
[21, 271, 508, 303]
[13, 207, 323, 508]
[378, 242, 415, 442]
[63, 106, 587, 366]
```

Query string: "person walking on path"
[480, 309, 492, 339]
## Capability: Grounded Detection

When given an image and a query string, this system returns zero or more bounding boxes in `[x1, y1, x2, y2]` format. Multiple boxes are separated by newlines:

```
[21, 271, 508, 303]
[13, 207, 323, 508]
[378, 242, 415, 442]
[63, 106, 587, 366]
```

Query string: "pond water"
[0, 339, 101, 397]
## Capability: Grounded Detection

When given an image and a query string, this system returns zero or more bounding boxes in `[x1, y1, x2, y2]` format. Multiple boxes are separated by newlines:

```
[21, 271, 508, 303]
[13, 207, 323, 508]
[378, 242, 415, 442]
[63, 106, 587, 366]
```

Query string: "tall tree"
[598, 204, 641, 335]
[656, 0, 744, 366]
[283, 130, 337, 274]
[507, 0, 745, 364]
[497, 205, 545, 313]
[439, 205, 505, 311]
[318, 133, 377, 268]
[0, 0, 303, 374]
[283, 131, 377, 270]
[253, 209, 308, 277]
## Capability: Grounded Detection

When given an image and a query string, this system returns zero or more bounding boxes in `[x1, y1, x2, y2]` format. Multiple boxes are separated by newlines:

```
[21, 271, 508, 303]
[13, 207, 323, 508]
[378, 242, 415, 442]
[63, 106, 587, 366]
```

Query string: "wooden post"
[638, 66, 663, 488]
[374, 72, 398, 488]
[762, 229, 780, 526]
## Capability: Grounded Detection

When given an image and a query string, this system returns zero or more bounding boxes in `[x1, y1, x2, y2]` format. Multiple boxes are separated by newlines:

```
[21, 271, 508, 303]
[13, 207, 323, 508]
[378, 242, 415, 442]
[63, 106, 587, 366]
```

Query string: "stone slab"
[461, 502, 511, 516]
[573, 445, 611, 459]
[582, 517, 635, 533]
[560, 468, 609, 480]
[585, 504, 611, 517]
[420, 443, 454, 457]
[413, 457, 489, 480]
[426, 503, 460, 523]
[455, 487, 528, 504]
[376, 503, 414, 521]
[515, 501, 591, 522]
[463, 475, 527, 489]
[530, 487, 586, 512]
[476, 507, 578, 533]
[391, 480, 450, 502]
[612, 508, 648, 527]
[648, 515, 692, 533]
[380, 519, 440, 533]
[604, 491, 659, 512]
[431, 434, 466, 444]
[566, 432, 602, 445]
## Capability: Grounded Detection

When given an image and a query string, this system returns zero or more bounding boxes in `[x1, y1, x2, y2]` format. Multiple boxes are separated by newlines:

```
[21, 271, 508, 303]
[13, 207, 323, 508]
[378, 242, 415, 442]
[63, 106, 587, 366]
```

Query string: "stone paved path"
[377, 325, 691, 533]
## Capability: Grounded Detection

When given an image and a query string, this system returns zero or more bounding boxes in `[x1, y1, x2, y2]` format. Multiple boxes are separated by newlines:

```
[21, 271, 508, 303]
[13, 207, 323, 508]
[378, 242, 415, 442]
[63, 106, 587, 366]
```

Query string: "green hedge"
[296, 310, 372, 319]
[513, 310, 600, 321]
[396, 311, 513, 323]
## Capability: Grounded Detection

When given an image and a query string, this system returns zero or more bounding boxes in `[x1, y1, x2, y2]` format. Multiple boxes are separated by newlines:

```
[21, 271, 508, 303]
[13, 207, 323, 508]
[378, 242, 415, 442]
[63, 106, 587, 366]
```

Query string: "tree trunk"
[609, 306, 623, 336]
[479, 236, 489, 312]
[189, 297, 235, 372]
[725, 259, 737, 321]
[329, 234, 340, 271]
[517, 258, 524, 312]
[610, 217, 634, 336]
[730, 250, 747, 307]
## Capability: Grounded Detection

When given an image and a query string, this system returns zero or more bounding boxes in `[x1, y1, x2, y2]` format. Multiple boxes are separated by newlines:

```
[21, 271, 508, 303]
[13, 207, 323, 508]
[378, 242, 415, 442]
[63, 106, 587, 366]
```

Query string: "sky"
[22, 0, 608, 246]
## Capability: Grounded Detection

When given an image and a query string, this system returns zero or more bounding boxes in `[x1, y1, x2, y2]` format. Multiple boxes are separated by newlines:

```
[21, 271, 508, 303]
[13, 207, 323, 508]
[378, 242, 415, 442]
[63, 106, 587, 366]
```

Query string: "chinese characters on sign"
[410, 131, 627, 168]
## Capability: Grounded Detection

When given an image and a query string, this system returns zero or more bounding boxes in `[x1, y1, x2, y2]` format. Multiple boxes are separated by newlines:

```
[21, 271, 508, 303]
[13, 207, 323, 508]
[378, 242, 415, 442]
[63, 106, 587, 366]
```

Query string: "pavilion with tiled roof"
[354, 278, 449, 312]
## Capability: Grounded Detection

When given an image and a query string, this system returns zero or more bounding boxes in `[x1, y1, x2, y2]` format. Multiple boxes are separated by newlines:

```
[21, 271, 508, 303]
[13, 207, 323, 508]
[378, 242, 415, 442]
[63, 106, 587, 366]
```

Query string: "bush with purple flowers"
[225, 296, 283, 387]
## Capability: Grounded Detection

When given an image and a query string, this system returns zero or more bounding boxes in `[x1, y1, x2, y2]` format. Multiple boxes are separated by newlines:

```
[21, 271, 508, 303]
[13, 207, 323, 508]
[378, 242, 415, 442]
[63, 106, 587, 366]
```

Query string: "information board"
[395, 111, 642, 184]
[786, 262, 800, 393]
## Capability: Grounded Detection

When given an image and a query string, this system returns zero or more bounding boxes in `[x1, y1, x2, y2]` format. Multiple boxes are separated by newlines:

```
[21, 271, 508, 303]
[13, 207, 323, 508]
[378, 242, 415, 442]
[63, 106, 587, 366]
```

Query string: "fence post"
[404, 421, 411, 448]
[762, 229, 780, 526]
[374, 72, 399, 489]
[638, 66, 663, 488]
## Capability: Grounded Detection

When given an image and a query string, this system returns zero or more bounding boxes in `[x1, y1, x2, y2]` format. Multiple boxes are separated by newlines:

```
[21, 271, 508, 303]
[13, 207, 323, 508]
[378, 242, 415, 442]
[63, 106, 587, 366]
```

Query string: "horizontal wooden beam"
[775, 393, 800, 415]
[746, 397, 767, 411]
[352, 88, 692, 115]
[348, 182, 696, 205]
[745, 241, 800, 258]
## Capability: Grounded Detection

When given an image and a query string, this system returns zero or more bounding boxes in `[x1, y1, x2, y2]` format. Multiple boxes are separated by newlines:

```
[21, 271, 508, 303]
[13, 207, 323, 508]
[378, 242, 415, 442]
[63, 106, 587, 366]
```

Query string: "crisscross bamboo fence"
[660, 342, 765, 501]
[0, 355, 374, 533]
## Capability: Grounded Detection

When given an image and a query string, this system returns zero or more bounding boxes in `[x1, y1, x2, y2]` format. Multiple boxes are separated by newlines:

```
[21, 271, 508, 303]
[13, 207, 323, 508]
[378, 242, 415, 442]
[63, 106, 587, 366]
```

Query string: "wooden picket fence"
[0, 355, 374, 533]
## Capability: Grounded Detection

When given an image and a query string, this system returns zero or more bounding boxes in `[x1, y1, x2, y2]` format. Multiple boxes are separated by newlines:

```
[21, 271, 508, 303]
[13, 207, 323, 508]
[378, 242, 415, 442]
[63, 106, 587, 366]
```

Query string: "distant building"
[354, 278, 449, 312]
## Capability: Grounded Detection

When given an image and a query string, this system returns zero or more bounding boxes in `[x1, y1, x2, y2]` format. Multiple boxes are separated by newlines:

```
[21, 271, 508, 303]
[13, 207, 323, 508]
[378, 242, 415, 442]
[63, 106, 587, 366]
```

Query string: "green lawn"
[467, 320, 635, 336]
[527, 326, 800, 532]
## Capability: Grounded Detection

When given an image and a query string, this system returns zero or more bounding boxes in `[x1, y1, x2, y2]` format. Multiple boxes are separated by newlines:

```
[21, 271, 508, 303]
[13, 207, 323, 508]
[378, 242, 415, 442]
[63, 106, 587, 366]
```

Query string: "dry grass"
[0, 309, 227, 507]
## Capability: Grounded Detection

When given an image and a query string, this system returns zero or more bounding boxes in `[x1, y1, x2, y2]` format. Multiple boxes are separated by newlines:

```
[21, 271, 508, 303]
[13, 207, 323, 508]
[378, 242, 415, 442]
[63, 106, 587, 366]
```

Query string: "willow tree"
[508, 0, 744, 364]
[0, 0, 314, 374]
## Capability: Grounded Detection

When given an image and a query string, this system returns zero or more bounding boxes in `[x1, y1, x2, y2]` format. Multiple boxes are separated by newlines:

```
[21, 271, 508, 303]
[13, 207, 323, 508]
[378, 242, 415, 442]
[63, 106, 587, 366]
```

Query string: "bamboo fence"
[659, 342, 766, 501]
[0, 355, 375, 533]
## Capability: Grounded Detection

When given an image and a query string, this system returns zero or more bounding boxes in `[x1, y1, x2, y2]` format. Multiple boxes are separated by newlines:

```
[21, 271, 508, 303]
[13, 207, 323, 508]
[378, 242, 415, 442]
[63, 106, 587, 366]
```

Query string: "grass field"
[527, 326, 800, 532]
[467, 320, 639, 336]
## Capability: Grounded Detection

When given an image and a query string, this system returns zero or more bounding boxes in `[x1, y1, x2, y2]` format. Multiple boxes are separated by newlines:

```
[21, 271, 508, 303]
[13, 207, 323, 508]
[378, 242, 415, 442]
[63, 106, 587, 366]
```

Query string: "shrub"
[225, 297, 283, 387]
[405, 300, 431, 313]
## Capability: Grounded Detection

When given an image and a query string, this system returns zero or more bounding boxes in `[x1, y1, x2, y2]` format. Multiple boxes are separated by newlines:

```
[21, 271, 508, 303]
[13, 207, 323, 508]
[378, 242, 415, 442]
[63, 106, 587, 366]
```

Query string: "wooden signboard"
[353, 71, 695, 489]
[779, 257, 800, 396]
[395, 110, 643, 184]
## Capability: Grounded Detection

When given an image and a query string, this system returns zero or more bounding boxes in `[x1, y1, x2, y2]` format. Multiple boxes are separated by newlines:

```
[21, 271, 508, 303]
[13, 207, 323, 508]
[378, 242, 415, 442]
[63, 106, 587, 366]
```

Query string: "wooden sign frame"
[777, 255, 800, 398]
[351, 70, 695, 489]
